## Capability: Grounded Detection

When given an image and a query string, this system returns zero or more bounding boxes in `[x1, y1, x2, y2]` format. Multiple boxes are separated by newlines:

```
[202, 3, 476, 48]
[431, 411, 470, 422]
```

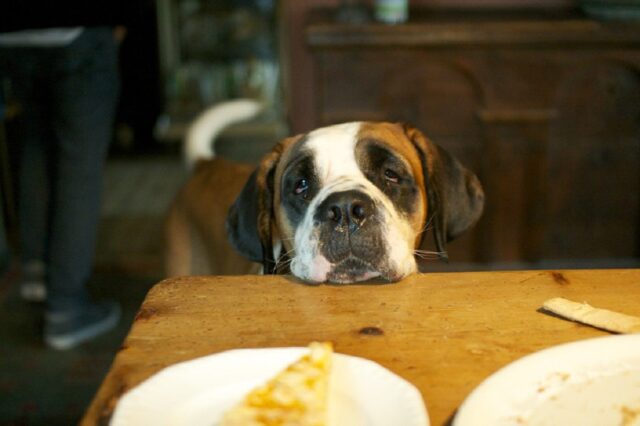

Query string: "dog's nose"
[317, 190, 374, 230]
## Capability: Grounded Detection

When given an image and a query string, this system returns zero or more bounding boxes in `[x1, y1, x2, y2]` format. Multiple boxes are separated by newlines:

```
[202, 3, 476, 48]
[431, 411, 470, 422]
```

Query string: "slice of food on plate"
[220, 342, 333, 426]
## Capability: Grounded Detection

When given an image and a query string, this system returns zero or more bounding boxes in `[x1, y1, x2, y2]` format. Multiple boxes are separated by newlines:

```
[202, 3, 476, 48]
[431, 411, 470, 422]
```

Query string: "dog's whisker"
[413, 250, 447, 256]
[415, 212, 437, 236]
[274, 247, 296, 270]
[275, 257, 294, 269]
[413, 252, 441, 258]
[278, 247, 296, 260]
[413, 249, 447, 260]
[274, 257, 294, 273]
[278, 258, 294, 267]
[415, 225, 433, 237]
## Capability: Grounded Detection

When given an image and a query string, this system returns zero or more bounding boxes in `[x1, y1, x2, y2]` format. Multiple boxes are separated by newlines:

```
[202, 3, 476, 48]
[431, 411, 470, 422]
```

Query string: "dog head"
[226, 122, 484, 283]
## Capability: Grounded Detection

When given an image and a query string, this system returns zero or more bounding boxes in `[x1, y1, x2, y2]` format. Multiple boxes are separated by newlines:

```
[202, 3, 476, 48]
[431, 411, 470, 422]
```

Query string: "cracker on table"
[542, 297, 640, 334]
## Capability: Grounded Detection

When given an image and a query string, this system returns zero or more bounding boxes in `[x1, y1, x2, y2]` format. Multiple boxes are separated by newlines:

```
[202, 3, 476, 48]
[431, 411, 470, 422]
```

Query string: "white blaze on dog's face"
[273, 122, 428, 283]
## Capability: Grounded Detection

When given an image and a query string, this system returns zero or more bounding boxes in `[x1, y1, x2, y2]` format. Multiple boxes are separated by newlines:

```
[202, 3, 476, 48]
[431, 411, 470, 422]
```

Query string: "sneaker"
[21, 281, 47, 302]
[20, 260, 47, 302]
[44, 300, 121, 350]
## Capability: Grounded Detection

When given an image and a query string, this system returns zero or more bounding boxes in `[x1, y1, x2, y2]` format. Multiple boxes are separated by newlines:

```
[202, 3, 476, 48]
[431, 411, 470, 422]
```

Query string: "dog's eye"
[294, 178, 309, 196]
[384, 169, 400, 184]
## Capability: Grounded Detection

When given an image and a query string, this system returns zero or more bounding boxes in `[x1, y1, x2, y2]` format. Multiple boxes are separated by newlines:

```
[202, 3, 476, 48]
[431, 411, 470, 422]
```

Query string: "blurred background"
[1, 0, 639, 423]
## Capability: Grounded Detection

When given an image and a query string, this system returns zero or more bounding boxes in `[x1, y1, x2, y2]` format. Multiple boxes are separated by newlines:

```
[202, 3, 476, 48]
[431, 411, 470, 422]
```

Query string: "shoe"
[20, 260, 47, 302]
[21, 281, 47, 302]
[44, 300, 121, 350]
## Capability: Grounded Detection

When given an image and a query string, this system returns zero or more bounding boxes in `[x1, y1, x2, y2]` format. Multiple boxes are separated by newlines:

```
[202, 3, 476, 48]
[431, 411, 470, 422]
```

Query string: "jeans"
[0, 27, 120, 312]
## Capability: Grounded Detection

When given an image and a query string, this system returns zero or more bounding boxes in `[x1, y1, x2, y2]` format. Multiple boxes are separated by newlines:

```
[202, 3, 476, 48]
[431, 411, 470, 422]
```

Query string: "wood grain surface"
[81, 269, 640, 425]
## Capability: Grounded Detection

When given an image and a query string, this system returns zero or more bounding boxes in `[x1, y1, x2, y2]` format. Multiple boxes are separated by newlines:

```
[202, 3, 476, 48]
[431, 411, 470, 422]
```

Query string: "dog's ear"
[404, 124, 484, 261]
[226, 169, 264, 263]
[226, 138, 291, 273]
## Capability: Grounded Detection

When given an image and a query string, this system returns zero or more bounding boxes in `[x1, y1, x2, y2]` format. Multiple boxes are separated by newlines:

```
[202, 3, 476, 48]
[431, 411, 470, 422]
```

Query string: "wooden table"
[82, 269, 640, 425]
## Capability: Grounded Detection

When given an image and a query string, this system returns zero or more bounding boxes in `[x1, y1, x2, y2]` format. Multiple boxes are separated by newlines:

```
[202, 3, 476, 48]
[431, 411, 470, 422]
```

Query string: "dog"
[165, 99, 484, 283]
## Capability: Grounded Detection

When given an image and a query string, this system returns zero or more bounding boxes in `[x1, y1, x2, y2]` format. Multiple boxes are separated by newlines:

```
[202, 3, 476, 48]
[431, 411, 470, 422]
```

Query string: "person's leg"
[43, 28, 121, 349]
[0, 48, 54, 301]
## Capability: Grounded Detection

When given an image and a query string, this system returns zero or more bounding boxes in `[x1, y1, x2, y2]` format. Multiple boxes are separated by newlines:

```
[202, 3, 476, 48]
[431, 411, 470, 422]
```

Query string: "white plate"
[454, 334, 640, 426]
[110, 347, 429, 426]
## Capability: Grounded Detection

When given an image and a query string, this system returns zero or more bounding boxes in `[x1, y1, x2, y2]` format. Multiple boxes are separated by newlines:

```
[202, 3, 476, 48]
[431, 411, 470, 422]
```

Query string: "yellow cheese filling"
[220, 342, 333, 426]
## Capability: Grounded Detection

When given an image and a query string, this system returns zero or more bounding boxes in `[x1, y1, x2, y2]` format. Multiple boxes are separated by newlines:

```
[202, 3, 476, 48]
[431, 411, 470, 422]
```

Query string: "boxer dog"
[165, 99, 484, 283]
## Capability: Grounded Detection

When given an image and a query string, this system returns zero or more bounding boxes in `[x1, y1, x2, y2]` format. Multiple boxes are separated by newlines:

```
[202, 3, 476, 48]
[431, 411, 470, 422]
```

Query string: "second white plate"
[454, 334, 640, 426]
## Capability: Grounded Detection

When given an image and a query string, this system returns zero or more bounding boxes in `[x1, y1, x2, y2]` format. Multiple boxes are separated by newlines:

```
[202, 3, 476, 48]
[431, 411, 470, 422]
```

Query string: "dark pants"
[0, 28, 119, 312]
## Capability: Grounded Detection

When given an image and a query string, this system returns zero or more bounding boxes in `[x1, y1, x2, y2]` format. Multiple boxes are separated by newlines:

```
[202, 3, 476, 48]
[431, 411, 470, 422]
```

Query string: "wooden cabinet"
[296, 9, 640, 267]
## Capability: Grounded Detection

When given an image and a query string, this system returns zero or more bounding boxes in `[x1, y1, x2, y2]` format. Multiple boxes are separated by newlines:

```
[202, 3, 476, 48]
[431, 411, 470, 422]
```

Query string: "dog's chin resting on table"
[165, 99, 484, 284]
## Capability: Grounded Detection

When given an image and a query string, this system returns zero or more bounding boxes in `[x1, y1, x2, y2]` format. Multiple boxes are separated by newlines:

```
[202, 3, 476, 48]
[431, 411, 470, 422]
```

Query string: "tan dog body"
[165, 157, 260, 276]
[165, 100, 484, 282]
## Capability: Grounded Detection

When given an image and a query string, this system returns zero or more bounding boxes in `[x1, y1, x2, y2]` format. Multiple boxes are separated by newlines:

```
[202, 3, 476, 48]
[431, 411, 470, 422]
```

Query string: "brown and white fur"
[165, 99, 484, 283]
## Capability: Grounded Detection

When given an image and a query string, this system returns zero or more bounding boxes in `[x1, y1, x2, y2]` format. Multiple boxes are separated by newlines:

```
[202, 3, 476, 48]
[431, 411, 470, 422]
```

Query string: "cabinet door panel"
[546, 62, 640, 260]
